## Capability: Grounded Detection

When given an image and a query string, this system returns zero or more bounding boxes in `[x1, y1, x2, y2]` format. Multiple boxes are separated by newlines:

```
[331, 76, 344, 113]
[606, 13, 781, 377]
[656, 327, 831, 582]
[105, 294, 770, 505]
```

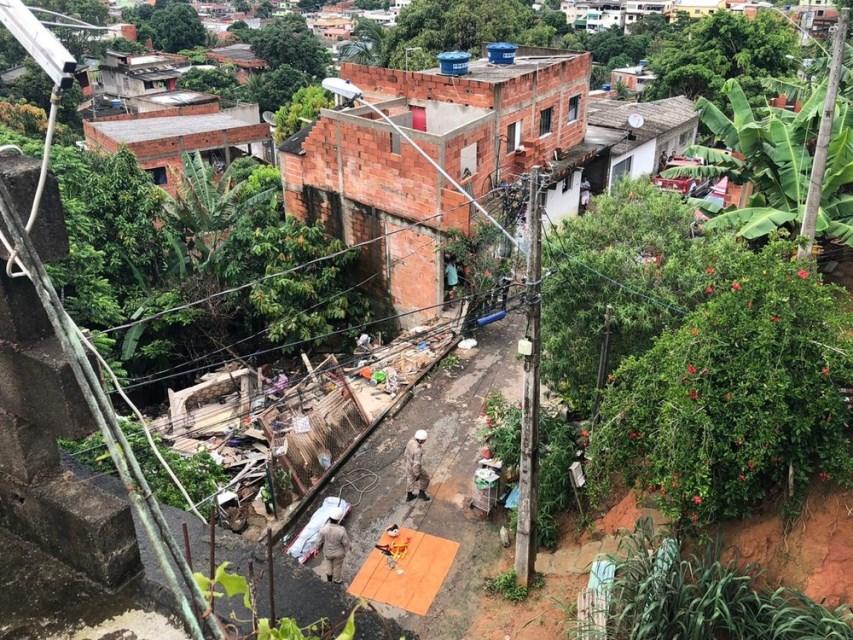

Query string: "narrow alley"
[293, 316, 525, 639]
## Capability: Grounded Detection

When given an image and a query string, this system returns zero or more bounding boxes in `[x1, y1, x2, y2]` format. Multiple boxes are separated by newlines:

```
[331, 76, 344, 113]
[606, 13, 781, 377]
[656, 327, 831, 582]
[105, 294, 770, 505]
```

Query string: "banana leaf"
[826, 220, 853, 247]
[704, 207, 798, 239]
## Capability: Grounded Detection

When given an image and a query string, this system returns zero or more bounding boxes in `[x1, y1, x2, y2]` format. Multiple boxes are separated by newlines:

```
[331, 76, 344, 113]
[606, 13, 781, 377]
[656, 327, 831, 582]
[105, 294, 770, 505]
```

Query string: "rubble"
[149, 318, 461, 534]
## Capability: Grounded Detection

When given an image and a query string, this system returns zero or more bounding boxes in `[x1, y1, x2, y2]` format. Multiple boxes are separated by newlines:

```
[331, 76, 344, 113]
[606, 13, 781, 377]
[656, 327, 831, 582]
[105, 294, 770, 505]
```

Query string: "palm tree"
[663, 79, 853, 246]
[339, 18, 388, 66]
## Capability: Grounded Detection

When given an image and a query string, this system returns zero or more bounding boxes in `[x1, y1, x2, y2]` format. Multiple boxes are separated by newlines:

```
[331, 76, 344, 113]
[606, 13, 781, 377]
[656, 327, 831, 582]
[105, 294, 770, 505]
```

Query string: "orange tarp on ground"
[347, 527, 459, 615]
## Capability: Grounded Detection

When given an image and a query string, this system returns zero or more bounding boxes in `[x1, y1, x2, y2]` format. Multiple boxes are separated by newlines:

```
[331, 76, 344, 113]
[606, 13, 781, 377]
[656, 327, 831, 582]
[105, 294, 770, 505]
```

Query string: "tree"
[645, 11, 799, 104]
[518, 23, 557, 46]
[585, 26, 650, 66]
[150, 3, 206, 52]
[589, 240, 853, 525]
[4, 61, 84, 130]
[255, 0, 274, 17]
[273, 85, 332, 143]
[541, 9, 569, 36]
[339, 18, 389, 65]
[246, 64, 308, 113]
[354, 0, 385, 8]
[234, 0, 250, 12]
[106, 37, 147, 54]
[385, 0, 535, 62]
[542, 179, 755, 415]
[249, 17, 329, 78]
[178, 67, 249, 102]
[663, 79, 853, 247]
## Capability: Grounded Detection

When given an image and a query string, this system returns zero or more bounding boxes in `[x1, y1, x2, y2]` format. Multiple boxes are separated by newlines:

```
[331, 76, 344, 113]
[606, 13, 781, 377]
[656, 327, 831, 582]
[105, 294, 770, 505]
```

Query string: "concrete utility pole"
[798, 8, 849, 260]
[514, 166, 542, 587]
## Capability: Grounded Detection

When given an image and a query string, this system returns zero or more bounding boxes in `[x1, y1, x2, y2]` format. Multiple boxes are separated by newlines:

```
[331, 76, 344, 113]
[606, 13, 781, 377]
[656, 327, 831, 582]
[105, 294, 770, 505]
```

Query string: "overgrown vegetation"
[542, 179, 756, 416]
[595, 525, 853, 639]
[483, 393, 583, 548]
[590, 241, 853, 525]
[61, 421, 227, 517]
[484, 569, 544, 602]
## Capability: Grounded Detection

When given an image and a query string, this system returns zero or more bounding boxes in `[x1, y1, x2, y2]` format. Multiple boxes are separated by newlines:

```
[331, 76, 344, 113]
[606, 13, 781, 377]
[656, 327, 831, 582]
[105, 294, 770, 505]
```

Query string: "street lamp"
[321, 77, 520, 250]
[404, 46, 422, 72]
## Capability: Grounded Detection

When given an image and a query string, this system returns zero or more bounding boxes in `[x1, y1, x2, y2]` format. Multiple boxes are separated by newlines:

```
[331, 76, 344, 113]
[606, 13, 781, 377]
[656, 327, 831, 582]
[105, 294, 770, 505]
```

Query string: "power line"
[120, 283, 513, 391]
[542, 211, 689, 315]
[121, 234, 437, 384]
[102, 185, 511, 336]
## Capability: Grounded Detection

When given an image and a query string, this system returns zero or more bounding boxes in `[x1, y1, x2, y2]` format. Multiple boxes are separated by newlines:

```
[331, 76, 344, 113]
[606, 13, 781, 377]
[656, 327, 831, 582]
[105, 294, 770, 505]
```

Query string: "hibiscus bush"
[588, 241, 853, 525]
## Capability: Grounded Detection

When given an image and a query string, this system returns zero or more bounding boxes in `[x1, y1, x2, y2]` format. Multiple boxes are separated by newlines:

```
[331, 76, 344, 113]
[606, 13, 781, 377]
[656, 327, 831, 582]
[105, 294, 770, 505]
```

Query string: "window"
[611, 156, 633, 184]
[679, 130, 692, 146]
[506, 119, 523, 153]
[143, 80, 154, 90]
[539, 107, 553, 137]
[567, 95, 580, 122]
[147, 166, 168, 185]
[562, 172, 573, 193]
[389, 132, 401, 154]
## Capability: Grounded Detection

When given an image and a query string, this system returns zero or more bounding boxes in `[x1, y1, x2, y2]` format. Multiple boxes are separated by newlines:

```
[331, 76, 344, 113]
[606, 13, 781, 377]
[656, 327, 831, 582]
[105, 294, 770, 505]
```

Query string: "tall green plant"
[589, 241, 853, 525]
[664, 79, 853, 246]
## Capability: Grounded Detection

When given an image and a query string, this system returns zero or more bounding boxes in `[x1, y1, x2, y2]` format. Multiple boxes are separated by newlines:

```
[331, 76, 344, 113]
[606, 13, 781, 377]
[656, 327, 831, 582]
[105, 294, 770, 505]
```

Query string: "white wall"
[545, 169, 582, 224]
[608, 139, 656, 190]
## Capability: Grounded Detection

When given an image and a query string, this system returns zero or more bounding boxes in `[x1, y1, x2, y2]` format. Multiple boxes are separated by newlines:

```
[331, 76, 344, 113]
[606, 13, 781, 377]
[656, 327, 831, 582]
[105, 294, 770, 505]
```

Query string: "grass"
[439, 354, 462, 371]
[485, 569, 545, 603]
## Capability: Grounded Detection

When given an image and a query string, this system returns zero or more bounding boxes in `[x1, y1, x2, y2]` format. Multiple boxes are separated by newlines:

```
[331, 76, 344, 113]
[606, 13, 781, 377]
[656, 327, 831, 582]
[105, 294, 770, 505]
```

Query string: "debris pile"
[149, 320, 461, 533]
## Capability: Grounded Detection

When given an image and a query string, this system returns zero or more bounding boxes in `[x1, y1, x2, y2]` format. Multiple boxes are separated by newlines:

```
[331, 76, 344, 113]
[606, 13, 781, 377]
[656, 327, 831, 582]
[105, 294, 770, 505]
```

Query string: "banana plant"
[662, 79, 853, 246]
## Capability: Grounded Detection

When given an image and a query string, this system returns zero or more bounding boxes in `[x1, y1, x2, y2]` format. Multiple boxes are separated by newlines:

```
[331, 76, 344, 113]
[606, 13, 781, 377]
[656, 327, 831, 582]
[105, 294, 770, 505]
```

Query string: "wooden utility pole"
[591, 304, 614, 424]
[798, 8, 849, 260]
[515, 166, 542, 587]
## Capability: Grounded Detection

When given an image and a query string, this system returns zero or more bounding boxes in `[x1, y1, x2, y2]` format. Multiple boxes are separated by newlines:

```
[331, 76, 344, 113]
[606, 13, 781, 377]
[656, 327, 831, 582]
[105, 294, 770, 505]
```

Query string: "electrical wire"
[0, 179, 219, 640]
[76, 325, 207, 521]
[120, 281, 514, 391]
[5, 85, 61, 279]
[121, 234, 438, 384]
[100, 183, 514, 337]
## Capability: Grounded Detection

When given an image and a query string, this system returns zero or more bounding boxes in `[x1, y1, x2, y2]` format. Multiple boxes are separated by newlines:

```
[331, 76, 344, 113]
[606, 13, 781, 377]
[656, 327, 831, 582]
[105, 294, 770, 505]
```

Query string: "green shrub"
[485, 569, 544, 602]
[62, 420, 228, 517]
[590, 241, 853, 525]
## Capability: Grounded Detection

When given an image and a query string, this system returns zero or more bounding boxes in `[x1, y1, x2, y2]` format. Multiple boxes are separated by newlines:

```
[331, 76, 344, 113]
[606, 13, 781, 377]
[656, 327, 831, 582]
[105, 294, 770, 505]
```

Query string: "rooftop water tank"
[437, 51, 471, 76]
[601, 83, 612, 91]
[487, 42, 518, 65]
[638, 59, 649, 68]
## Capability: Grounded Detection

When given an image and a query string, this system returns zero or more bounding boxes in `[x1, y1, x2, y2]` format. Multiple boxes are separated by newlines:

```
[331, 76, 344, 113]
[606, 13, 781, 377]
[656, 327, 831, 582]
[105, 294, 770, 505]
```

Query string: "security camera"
[0, 0, 76, 89]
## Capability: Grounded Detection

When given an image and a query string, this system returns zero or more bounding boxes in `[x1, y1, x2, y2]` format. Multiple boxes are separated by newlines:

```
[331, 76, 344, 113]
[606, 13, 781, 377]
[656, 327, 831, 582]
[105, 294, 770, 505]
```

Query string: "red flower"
[692, 495, 703, 505]
[579, 429, 590, 438]
[688, 389, 700, 401]
[797, 269, 809, 280]
[689, 512, 699, 523]
[822, 366, 830, 377]
[770, 315, 780, 323]
[628, 430, 641, 440]
[747, 460, 755, 471]
[705, 286, 715, 295]
[705, 266, 716, 274]
[687, 363, 698, 375]
[731, 281, 742, 292]
[738, 474, 746, 482]
[819, 471, 831, 481]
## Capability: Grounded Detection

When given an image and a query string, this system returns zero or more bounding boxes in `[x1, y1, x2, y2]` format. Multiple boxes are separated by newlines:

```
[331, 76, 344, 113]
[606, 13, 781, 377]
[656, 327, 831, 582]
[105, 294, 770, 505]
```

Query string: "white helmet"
[330, 507, 344, 521]
[415, 429, 428, 441]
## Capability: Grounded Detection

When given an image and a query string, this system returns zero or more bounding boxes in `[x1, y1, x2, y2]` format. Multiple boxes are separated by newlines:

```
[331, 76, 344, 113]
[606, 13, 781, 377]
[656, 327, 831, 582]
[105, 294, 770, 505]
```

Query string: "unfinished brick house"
[279, 51, 591, 324]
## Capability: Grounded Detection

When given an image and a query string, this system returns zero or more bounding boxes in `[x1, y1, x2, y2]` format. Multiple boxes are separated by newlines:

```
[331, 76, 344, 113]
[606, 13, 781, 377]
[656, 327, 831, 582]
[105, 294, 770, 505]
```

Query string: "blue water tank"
[437, 51, 471, 76]
[601, 83, 611, 91]
[487, 42, 518, 65]
[638, 58, 649, 67]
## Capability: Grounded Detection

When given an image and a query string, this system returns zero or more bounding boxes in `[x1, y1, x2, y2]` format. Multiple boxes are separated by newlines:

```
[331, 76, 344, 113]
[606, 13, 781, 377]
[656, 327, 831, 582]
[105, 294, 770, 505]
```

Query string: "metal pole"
[182, 522, 197, 623]
[797, 8, 849, 260]
[591, 304, 614, 424]
[267, 529, 277, 626]
[514, 166, 542, 588]
[209, 509, 216, 617]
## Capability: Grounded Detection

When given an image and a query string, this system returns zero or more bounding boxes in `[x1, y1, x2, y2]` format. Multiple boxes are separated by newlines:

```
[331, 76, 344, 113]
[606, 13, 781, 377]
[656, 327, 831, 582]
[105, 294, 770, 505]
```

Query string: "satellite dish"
[627, 113, 645, 129]
[262, 110, 275, 125]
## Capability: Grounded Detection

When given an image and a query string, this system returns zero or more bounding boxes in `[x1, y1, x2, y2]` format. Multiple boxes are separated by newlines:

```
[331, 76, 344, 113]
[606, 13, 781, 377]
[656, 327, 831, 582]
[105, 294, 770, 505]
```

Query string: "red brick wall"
[385, 220, 439, 323]
[88, 100, 220, 122]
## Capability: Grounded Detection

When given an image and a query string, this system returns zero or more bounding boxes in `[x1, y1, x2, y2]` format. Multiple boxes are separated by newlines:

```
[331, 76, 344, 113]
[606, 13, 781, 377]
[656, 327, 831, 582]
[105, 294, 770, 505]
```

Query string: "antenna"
[627, 113, 645, 129]
[262, 111, 276, 125]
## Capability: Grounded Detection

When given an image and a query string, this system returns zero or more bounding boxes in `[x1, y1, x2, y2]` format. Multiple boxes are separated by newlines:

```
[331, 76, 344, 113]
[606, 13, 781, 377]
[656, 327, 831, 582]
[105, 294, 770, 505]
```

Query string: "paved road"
[294, 316, 526, 639]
